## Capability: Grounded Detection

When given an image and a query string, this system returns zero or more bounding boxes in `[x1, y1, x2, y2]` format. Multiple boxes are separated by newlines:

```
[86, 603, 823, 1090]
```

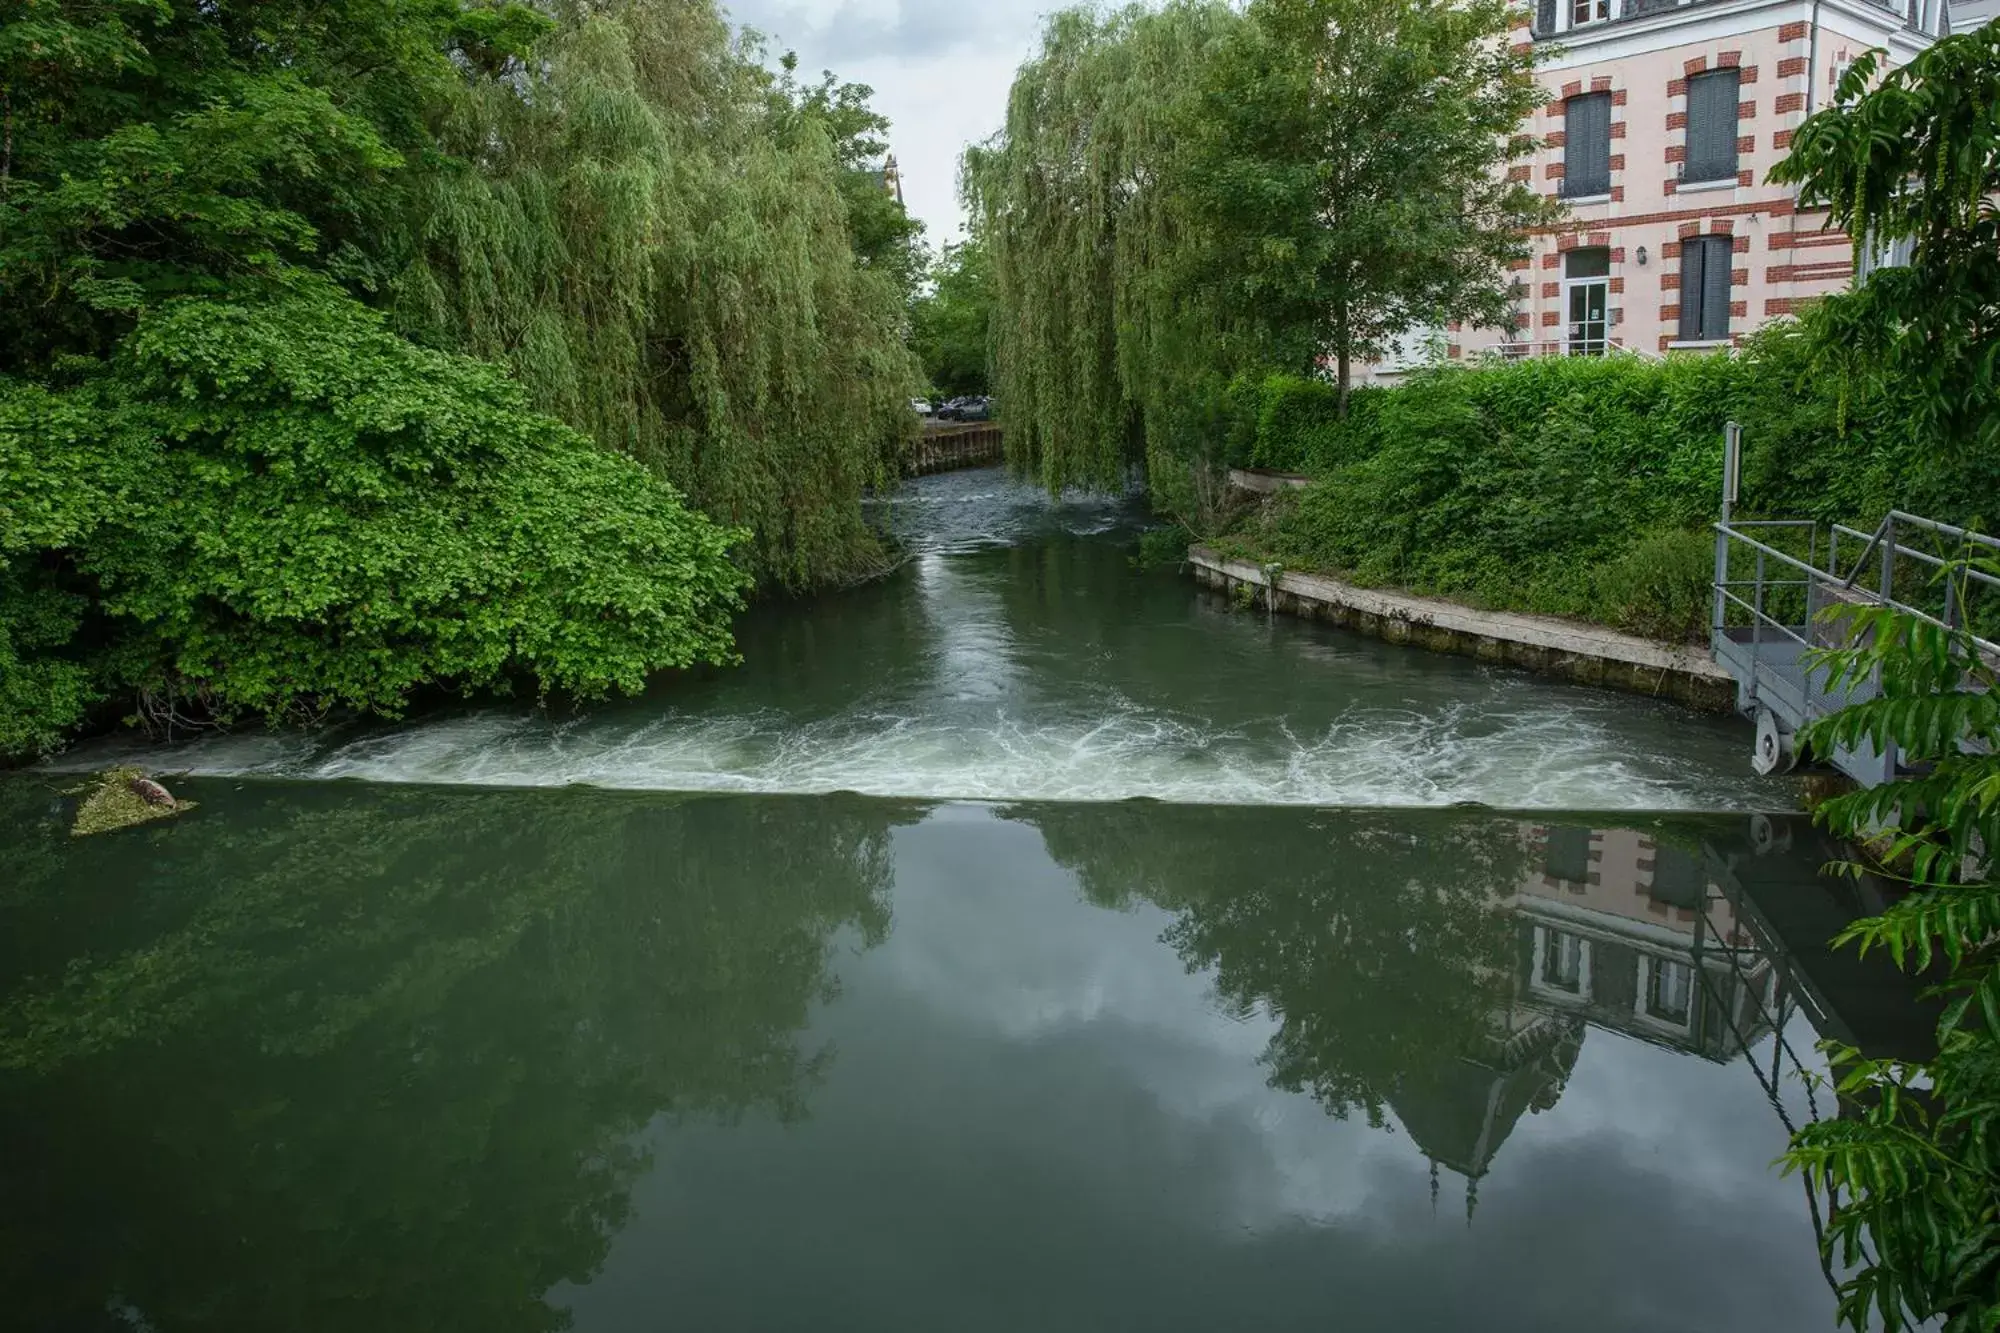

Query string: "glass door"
[1564, 248, 1610, 355]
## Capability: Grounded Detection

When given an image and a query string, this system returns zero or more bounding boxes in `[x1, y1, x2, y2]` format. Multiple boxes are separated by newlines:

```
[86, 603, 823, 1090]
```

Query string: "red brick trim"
[1612, 89, 1628, 107]
[1773, 128, 1794, 149]
[1776, 91, 1805, 114]
[1660, 303, 1681, 320]
[1730, 268, 1748, 284]
[1733, 235, 1751, 252]
[1668, 76, 1688, 97]
[1608, 276, 1625, 293]
[1542, 281, 1561, 298]
[1661, 272, 1681, 291]
[1730, 299, 1747, 318]
[1736, 134, 1756, 154]
[1738, 100, 1757, 120]
[1508, 164, 1531, 181]
[1666, 111, 1688, 130]
[1541, 310, 1561, 327]
[1738, 168, 1755, 186]
[1609, 153, 1626, 170]
[1545, 130, 1567, 147]
[1609, 120, 1626, 139]
[1779, 20, 1808, 40]
[1590, 75, 1613, 91]
[1546, 162, 1566, 179]
[1563, 79, 1584, 97]
[1527, 197, 1792, 239]
[1777, 56, 1808, 77]
[1611, 185, 1626, 202]
[1766, 297, 1800, 316]
[1685, 56, 1709, 75]
[1666, 144, 1687, 163]
[1718, 50, 1742, 66]
[1739, 65, 1759, 86]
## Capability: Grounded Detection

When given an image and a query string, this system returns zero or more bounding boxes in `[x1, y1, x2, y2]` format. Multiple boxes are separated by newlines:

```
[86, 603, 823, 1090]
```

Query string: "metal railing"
[1712, 508, 2000, 783]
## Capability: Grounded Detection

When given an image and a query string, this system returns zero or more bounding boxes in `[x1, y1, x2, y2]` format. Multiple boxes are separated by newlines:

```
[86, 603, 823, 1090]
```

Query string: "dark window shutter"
[1701, 237, 1733, 340]
[1679, 241, 1705, 341]
[1537, 0, 1557, 34]
[1686, 70, 1741, 180]
[1564, 94, 1611, 196]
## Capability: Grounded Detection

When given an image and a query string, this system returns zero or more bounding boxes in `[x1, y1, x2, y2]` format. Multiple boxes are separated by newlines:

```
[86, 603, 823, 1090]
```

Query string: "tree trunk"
[1333, 296, 1351, 418]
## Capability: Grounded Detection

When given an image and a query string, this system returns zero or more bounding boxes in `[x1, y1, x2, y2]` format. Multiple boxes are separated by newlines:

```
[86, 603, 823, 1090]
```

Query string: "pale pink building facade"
[1373, 0, 1948, 377]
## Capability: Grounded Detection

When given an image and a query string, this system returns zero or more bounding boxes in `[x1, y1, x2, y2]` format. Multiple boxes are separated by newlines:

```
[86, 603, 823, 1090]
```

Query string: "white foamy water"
[43, 691, 1783, 811]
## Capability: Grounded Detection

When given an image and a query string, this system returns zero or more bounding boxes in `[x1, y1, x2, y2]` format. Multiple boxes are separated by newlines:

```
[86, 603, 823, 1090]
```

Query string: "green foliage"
[1594, 529, 1716, 644]
[398, 4, 923, 591]
[1770, 26, 2000, 462]
[1770, 39, 2000, 1325]
[967, 0, 1547, 497]
[911, 238, 996, 399]
[1784, 584, 2000, 1332]
[1255, 354, 1742, 625]
[0, 285, 746, 757]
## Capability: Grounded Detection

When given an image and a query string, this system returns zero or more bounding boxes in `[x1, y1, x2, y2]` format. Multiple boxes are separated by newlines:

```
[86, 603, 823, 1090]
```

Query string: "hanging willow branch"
[399, 0, 923, 591]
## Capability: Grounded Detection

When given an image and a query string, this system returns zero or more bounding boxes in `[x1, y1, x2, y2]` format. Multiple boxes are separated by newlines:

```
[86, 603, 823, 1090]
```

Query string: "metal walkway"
[1709, 427, 2000, 786]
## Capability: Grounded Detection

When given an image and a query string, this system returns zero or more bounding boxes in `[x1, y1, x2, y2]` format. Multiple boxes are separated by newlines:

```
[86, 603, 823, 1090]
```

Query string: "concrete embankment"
[1188, 545, 1735, 712]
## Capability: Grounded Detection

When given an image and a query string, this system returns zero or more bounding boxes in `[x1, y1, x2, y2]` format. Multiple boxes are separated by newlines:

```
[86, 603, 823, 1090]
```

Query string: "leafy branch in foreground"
[1783, 563, 2000, 1332]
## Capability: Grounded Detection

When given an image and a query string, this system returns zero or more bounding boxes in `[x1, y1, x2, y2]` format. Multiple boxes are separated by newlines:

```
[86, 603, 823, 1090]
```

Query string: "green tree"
[966, 0, 1547, 499]
[1766, 28, 2000, 1331]
[1769, 26, 2000, 463]
[0, 284, 746, 756]
[911, 238, 996, 398]
[782, 59, 929, 307]
[1185, 0, 1552, 411]
[400, 3, 924, 591]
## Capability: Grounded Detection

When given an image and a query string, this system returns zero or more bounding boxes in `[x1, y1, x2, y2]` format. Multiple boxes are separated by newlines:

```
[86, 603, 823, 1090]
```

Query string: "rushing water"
[47, 468, 1789, 812]
[5, 468, 1927, 1331]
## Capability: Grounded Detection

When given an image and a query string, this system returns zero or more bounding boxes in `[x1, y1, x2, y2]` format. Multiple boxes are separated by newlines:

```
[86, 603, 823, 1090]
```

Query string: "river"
[1, 468, 1922, 1331]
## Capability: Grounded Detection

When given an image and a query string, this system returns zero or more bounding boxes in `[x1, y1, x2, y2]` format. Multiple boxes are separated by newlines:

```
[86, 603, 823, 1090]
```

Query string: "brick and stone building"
[1373, 0, 1950, 377]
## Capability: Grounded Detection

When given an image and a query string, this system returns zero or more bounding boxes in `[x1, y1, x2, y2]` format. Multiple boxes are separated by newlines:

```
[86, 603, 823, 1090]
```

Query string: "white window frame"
[1562, 250, 1611, 356]
[1531, 926, 1594, 1001]
[1635, 954, 1696, 1033]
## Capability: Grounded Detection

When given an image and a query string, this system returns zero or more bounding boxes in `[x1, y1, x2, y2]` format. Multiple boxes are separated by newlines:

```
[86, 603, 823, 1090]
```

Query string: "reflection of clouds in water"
[564, 804, 1839, 1332]
[865, 807, 1825, 1235]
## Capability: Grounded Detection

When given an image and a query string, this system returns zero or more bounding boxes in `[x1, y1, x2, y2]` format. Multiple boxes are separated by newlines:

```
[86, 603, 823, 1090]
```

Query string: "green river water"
[1, 469, 1929, 1331]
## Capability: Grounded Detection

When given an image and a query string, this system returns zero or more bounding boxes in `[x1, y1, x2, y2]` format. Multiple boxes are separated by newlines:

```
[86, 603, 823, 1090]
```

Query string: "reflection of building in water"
[1516, 825, 1777, 1061]
[1391, 823, 1790, 1213]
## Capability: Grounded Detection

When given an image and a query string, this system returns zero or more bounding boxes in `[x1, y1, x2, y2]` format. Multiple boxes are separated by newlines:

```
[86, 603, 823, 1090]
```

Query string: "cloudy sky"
[722, 0, 1057, 246]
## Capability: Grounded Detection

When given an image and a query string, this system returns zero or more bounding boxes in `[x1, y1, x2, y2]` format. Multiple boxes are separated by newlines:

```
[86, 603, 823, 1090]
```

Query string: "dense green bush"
[1230, 322, 2000, 635]
[1594, 529, 1716, 644]
[0, 287, 747, 759]
[1248, 353, 1743, 623]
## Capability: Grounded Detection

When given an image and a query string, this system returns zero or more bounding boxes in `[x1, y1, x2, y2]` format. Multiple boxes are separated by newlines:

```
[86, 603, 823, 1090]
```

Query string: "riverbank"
[1188, 545, 1735, 712]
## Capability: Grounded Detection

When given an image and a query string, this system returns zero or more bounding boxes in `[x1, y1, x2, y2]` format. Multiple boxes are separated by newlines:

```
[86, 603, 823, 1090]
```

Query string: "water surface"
[47, 468, 1788, 811]
[0, 783, 1923, 1332]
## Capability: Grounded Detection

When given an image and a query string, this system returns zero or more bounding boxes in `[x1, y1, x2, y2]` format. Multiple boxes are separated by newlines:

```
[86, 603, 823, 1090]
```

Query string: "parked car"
[956, 397, 992, 422]
[910, 397, 932, 418]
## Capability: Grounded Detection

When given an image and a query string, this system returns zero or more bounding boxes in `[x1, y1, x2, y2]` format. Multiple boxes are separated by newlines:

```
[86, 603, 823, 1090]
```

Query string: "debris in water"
[68, 768, 197, 837]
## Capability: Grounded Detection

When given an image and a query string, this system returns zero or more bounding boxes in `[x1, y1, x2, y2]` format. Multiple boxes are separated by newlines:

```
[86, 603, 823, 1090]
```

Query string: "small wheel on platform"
[1752, 707, 1797, 777]
[1748, 813, 1793, 856]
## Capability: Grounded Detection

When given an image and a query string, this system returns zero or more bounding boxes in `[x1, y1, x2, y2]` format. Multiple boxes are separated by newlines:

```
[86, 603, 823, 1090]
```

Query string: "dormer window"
[1571, 0, 1611, 23]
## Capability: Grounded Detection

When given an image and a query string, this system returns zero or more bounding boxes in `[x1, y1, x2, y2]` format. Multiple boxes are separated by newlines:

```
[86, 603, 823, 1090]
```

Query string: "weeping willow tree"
[969, 0, 1546, 506]
[965, 4, 1239, 501]
[397, 0, 923, 591]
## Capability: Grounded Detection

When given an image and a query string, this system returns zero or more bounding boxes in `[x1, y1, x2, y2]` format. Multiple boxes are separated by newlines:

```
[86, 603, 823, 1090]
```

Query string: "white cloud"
[723, 0, 1055, 244]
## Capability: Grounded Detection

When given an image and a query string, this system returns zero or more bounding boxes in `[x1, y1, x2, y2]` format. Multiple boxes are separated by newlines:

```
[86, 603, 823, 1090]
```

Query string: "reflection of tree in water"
[0, 781, 910, 1333]
[1019, 804, 1581, 1166]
